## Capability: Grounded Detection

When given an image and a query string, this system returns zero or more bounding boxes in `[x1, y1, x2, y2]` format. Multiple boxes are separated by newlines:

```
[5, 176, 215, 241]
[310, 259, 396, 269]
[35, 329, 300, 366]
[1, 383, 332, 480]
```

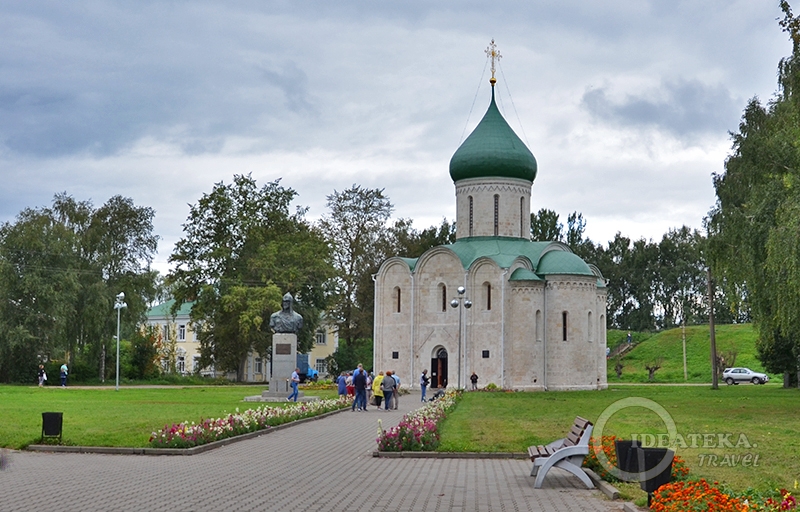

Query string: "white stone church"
[373, 78, 608, 391]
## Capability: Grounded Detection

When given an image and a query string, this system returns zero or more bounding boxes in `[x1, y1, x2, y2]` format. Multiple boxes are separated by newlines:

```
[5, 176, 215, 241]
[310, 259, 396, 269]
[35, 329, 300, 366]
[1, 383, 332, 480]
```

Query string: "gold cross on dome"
[485, 39, 502, 85]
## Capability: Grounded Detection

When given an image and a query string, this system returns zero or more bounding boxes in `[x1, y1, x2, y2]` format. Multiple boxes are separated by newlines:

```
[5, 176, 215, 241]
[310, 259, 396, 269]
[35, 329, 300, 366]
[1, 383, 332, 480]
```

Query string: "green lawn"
[0, 385, 337, 449]
[609, 324, 768, 383]
[4, 382, 798, 498]
[438, 385, 800, 492]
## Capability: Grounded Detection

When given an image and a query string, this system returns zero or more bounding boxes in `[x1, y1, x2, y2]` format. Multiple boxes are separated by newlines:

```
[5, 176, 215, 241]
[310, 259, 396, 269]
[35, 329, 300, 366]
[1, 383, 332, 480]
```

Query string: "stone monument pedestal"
[261, 333, 303, 400]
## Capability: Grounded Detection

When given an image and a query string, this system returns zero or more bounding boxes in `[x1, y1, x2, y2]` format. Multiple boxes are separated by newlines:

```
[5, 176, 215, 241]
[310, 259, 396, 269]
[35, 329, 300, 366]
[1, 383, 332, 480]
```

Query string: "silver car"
[722, 367, 769, 385]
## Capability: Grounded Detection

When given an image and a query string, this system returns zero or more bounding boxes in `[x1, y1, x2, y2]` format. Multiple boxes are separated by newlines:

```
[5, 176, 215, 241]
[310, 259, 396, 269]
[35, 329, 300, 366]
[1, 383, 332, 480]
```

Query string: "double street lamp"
[450, 286, 472, 389]
[114, 292, 127, 391]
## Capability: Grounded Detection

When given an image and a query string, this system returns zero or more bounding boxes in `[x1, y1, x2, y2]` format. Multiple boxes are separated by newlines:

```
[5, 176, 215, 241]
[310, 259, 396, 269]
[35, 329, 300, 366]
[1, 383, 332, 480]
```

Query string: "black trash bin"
[632, 447, 674, 506]
[614, 439, 640, 482]
[41, 412, 63, 441]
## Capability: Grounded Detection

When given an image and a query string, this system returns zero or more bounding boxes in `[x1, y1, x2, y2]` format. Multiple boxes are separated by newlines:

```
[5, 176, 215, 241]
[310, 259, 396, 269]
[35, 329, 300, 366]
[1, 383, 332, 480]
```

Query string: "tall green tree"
[168, 175, 333, 381]
[0, 194, 158, 383]
[655, 227, 707, 329]
[318, 185, 393, 345]
[530, 208, 563, 241]
[382, 217, 456, 259]
[708, 0, 800, 384]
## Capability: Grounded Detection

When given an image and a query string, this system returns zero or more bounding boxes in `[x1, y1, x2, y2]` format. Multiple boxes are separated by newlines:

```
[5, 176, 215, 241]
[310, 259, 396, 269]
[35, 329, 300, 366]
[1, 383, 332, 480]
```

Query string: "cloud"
[580, 79, 741, 138]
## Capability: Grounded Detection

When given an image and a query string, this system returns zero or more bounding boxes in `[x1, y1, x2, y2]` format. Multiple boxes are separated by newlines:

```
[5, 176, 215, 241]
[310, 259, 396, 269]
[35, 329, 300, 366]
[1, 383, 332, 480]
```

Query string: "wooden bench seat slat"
[527, 415, 595, 489]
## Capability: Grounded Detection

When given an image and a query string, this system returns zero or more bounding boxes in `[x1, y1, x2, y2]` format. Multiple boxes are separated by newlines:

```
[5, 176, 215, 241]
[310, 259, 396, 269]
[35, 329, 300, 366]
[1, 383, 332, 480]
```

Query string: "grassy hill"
[606, 324, 769, 383]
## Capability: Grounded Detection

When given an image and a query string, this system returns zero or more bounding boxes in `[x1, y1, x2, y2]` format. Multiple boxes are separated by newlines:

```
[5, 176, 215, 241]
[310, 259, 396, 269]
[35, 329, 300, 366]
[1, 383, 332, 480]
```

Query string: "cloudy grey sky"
[0, 1, 791, 273]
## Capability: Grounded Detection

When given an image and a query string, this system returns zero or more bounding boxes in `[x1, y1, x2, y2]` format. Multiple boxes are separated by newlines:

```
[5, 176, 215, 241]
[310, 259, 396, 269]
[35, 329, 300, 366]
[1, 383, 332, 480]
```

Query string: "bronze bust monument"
[269, 293, 303, 334]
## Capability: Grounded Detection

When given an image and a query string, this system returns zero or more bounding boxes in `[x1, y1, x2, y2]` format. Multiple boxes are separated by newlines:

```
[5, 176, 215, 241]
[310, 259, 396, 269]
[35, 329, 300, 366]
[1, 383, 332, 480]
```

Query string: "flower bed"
[652, 481, 799, 511]
[376, 389, 461, 452]
[650, 479, 749, 511]
[149, 396, 352, 448]
[584, 434, 798, 511]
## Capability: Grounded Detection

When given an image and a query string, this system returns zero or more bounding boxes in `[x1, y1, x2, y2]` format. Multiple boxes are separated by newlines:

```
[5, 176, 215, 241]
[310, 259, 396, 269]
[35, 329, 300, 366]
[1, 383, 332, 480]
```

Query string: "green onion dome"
[449, 88, 537, 183]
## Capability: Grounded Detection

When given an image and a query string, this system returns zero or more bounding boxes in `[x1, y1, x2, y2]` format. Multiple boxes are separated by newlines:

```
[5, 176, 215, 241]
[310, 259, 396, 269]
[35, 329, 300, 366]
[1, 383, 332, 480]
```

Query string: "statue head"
[282, 293, 294, 312]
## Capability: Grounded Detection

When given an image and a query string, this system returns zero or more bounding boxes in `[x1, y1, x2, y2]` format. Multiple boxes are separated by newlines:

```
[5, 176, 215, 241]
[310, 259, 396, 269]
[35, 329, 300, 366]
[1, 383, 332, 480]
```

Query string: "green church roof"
[146, 299, 193, 319]
[535, 250, 595, 276]
[509, 268, 544, 281]
[390, 237, 602, 281]
[443, 236, 551, 269]
[449, 88, 537, 183]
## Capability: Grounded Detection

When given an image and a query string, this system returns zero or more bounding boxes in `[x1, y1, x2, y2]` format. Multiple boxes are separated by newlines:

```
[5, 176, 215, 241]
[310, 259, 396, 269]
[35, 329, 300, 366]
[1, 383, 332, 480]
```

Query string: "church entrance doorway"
[431, 347, 448, 388]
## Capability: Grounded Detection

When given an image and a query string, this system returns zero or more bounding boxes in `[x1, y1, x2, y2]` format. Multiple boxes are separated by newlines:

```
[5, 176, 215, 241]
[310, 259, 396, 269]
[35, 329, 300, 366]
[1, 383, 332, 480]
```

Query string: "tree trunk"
[99, 344, 105, 382]
[238, 353, 248, 382]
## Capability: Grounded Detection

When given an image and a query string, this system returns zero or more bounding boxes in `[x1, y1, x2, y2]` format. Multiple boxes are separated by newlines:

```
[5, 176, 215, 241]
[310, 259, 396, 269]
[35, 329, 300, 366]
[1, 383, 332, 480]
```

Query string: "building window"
[177, 356, 185, 374]
[482, 350, 490, 358]
[535, 309, 543, 342]
[485, 282, 492, 311]
[178, 324, 186, 341]
[562, 311, 568, 341]
[255, 357, 263, 374]
[441, 284, 447, 312]
[494, 194, 499, 236]
[162, 325, 169, 342]
[588, 311, 593, 342]
[392, 351, 399, 359]
[394, 287, 401, 313]
[315, 358, 327, 374]
[316, 331, 326, 345]
[469, 196, 474, 237]
[520, 197, 525, 237]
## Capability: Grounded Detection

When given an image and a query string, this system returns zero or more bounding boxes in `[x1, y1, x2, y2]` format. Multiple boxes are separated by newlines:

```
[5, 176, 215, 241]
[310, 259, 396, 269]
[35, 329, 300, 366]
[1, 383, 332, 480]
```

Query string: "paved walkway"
[1, 391, 622, 511]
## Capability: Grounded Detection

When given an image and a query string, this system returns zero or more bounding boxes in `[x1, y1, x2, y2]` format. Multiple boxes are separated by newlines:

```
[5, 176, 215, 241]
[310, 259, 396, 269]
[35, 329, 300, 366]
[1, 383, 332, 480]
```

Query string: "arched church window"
[588, 311, 593, 342]
[440, 283, 447, 312]
[484, 282, 492, 310]
[562, 311, 568, 341]
[520, 196, 524, 237]
[494, 194, 499, 236]
[535, 310, 542, 342]
[394, 287, 401, 313]
[469, 196, 474, 237]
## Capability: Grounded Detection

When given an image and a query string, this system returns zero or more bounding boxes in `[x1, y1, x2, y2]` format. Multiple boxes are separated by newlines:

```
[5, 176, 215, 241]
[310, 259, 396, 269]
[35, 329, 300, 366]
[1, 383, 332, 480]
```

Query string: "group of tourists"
[336, 364, 402, 411]
[335, 366, 482, 409]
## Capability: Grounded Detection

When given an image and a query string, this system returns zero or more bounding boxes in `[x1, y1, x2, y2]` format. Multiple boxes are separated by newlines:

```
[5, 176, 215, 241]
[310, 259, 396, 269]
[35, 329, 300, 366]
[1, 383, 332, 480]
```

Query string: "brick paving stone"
[0, 391, 622, 511]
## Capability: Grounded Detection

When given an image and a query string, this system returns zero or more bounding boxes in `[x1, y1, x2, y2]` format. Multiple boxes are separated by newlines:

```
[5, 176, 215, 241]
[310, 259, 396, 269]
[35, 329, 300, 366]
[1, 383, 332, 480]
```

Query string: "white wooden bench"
[528, 416, 594, 489]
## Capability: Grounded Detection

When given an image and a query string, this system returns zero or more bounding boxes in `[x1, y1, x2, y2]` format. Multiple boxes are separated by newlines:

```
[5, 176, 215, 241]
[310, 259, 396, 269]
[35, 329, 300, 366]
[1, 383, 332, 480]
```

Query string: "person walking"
[336, 372, 347, 397]
[37, 365, 46, 387]
[287, 368, 300, 402]
[371, 372, 385, 410]
[352, 368, 368, 411]
[381, 370, 396, 411]
[420, 369, 429, 402]
[470, 372, 479, 390]
[345, 372, 354, 396]
[59, 363, 68, 388]
[391, 371, 400, 409]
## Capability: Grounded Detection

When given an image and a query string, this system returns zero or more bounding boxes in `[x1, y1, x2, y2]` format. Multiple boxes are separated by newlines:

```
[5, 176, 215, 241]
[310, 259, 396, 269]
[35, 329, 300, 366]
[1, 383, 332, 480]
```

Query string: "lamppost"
[114, 292, 127, 391]
[450, 286, 472, 389]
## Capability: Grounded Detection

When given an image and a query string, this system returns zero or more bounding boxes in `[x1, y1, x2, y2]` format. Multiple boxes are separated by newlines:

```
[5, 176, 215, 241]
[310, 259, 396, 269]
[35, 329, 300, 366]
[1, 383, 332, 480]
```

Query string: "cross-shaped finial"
[485, 39, 502, 86]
